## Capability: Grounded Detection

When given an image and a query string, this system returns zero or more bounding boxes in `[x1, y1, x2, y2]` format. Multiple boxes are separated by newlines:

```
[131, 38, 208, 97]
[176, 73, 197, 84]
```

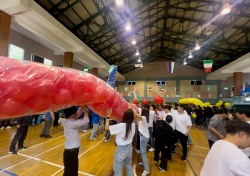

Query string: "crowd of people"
[4, 102, 250, 175]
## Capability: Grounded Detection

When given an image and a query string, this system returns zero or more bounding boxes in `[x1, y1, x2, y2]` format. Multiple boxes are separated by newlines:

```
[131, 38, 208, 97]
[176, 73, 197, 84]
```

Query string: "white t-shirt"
[201, 140, 250, 176]
[157, 110, 165, 119]
[138, 116, 149, 138]
[138, 107, 142, 115]
[241, 121, 250, 157]
[148, 111, 155, 128]
[62, 116, 89, 149]
[110, 123, 135, 146]
[163, 112, 176, 130]
[172, 109, 192, 134]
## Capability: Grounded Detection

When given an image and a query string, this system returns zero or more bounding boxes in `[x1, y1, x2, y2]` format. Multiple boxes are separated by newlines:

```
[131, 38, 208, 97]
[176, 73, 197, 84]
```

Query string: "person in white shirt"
[62, 106, 89, 176]
[157, 105, 165, 120]
[235, 107, 250, 158]
[163, 105, 175, 130]
[148, 105, 156, 152]
[171, 105, 192, 160]
[134, 107, 150, 176]
[163, 104, 175, 159]
[105, 108, 136, 176]
[201, 119, 250, 176]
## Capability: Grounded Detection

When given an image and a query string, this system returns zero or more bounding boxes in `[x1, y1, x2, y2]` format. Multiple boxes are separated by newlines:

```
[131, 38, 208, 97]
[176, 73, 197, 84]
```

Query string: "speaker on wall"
[191, 80, 202, 85]
[156, 81, 166, 85]
[128, 81, 136, 85]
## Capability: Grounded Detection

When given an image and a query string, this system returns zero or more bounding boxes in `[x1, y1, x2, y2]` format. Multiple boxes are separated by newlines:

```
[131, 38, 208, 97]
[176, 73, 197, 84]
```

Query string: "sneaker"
[159, 167, 167, 172]
[6, 126, 11, 129]
[135, 149, 140, 154]
[44, 135, 52, 138]
[81, 130, 87, 133]
[141, 170, 150, 176]
[148, 148, 155, 152]
[0, 126, 4, 130]
[104, 139, 108, 142]
[40, 134, 45, 137]
[17, 147, 28, 151]
[90, 138, 96, 141]
[154, 161, 158, 165]
[138, 162, 143, 166]
[8, 150, 18, 154]
[181, 155, 187, 160]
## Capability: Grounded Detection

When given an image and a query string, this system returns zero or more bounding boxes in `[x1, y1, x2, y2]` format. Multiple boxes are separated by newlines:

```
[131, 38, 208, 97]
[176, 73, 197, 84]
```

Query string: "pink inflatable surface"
[0, 56, 131, 120]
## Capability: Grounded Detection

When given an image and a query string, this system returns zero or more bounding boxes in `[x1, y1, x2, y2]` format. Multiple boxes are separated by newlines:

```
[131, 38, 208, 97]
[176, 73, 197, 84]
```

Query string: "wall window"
[31, 54, 53, 66]
[44, 58, 53, 66]
[8, 44, 24, 61]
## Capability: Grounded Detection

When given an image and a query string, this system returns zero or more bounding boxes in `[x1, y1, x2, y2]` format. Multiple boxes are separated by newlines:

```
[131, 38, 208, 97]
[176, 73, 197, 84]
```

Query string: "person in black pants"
[62, 106, 89, 176]
[9, 115, 33, 154]
[32, 115, 39, 125]
[154, 115, 174, 172]
[53, 112, 60, 127]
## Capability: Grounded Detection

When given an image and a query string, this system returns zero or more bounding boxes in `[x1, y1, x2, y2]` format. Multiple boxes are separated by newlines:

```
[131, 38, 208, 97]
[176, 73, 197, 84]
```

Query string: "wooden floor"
[0, 122, 209, 176]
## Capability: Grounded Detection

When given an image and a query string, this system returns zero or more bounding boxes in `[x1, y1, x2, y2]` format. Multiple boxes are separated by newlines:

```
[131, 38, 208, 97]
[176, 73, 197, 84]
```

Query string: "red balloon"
[0, 97, 27, 118]
[132, 99, 138, 104]
[53, 88, 73, 105]
[154, 95, 164, 103]
[29, 96, 53, 112]
[142, 99, 149, 105]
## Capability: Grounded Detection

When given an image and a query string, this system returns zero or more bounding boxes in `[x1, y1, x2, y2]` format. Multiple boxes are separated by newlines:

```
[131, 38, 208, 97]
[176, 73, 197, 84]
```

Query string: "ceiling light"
[188, 51, 193, 59]
[221, 3, 231, 15]
[138, 58, 141, 62]
[194, 43, 200, 51]
[183, 58, 187, 65]
[131, 38, 136, 45]
[140, 65, 143, 68]
[115, 0, 123, 6]
[125, 22, 131, 31]
[135, 50, 140, 56]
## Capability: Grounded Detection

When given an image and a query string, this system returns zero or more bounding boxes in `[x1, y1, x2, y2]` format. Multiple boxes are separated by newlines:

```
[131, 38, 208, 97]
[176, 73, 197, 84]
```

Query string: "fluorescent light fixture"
[221, 3, 231, 15]
[183, 58, 187, 65]
[135, 50, 140, 56]
[116, 0, 123, 6]
[188, 53, 193, 59]
[135, 64, 142, 67]
[125, 22, 131, 31]
[131, 38, 136, 45]
[194, 43, 200, 51]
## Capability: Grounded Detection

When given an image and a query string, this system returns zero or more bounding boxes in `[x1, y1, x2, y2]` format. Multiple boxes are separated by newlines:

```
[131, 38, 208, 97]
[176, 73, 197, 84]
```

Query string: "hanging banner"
[203, 60, 213, 72]
[166, 62, 174, 73]
[107, 65, 117, 88]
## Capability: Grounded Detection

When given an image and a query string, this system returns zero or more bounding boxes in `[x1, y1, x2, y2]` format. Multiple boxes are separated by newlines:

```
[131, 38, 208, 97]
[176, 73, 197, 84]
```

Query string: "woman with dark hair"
[105, 108, 136, 176]
[134, 107, 150, 176]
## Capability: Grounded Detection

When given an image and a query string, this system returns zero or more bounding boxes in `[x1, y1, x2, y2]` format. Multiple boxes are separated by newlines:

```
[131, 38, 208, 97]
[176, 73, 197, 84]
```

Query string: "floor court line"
[192, 145, 209, 150]
[78, 140, 104, 158]
[0, 132, 91, 174]
[18, 153, 63, 168]
[51, 168, 63, 176]
[0, 132, 90, 162]
[19, 153, 94, 176]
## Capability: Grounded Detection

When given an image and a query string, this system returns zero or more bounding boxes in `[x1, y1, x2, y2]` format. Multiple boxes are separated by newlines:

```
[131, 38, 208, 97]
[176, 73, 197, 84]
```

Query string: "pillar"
[0, 10, 11, 56]
[233, 72, 243, 96]
[64, 52, 73, 68]
[92, 67, 98, 77]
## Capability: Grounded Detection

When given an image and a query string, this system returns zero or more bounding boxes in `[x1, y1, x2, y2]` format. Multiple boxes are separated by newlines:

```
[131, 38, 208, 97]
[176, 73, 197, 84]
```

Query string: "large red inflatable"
[0, 56, 132, 121]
